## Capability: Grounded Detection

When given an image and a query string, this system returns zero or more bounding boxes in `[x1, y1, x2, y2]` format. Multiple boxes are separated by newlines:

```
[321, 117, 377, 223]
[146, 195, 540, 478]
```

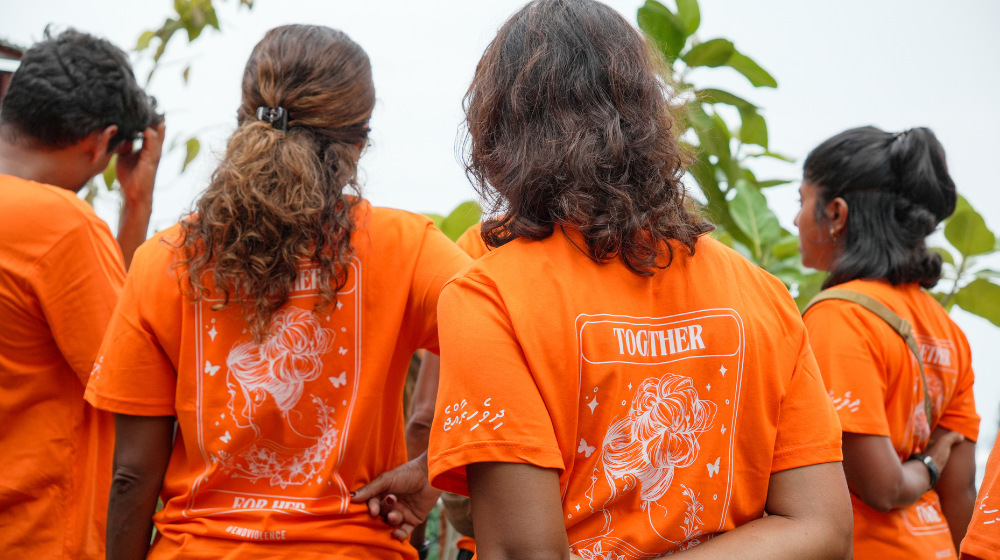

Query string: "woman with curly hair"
[83, 25, 469, 559]
[798, 127, 979, 559]
[421, 0, 853, 558]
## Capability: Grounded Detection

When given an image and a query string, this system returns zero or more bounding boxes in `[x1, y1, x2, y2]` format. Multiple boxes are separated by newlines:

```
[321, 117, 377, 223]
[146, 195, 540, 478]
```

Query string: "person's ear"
[825, 197, 849, 235]
[89, 125, 119, 162]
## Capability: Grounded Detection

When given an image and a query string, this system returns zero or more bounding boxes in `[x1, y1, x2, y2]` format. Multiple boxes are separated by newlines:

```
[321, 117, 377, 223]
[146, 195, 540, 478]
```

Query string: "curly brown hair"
[465, 0, 712, 274]
[174, 25, 374, 341]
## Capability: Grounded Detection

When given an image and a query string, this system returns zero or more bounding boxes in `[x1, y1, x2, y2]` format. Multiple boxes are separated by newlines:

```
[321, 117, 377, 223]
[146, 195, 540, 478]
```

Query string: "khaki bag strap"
[804, 288, 934, 428]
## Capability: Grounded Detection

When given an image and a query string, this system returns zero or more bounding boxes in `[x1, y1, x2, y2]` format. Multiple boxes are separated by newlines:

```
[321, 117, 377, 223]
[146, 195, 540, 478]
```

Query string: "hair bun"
[888, 127, 956, 222]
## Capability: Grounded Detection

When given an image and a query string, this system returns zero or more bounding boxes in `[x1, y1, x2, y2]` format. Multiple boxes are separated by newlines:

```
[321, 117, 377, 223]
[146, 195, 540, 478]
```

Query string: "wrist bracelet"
[908, 453, 940, 489]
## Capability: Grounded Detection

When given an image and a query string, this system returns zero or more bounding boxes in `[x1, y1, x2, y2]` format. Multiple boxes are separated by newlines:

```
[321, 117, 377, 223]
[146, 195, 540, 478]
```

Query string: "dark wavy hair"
[174, 25, 374, 341]
[464, 0, 712, 274]
[804, 126, 956, 289]
[0, 27, 155, 149]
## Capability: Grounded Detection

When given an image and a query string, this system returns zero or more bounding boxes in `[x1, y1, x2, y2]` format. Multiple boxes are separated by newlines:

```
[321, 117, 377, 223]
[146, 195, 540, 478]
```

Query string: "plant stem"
[941, 256, 968, 308]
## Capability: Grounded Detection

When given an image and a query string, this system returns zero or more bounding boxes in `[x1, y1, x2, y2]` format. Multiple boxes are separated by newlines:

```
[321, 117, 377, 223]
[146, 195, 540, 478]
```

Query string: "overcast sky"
[6, 0, 1000, 469]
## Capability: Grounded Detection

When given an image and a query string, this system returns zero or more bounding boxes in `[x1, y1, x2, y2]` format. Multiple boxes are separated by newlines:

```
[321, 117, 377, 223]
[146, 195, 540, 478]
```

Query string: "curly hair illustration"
[601, 374, 716, 505]
[227, 306, 335, 424]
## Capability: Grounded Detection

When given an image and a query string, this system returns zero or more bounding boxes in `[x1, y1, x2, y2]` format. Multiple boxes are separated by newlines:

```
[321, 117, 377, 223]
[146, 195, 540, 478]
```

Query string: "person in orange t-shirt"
[421, 2, 854, 558]
[84, 25, 469, 560]
[962, 432, 1000, 559]
[798, 126, 980, 559]
[0, 29, 162, 560]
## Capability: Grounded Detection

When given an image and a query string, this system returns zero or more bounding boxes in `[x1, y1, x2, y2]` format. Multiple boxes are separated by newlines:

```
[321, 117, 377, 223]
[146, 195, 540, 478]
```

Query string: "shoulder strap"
[804, 289, 934, 428]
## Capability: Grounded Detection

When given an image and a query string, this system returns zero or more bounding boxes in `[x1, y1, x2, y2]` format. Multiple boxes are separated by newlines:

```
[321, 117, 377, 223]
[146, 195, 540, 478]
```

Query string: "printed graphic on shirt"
[568, 310, 744, 558]
[184, 261, 361, 520]
[976, 492, 999, 526]
[902, 493, 951, 537]
[914, 333, 957, 421]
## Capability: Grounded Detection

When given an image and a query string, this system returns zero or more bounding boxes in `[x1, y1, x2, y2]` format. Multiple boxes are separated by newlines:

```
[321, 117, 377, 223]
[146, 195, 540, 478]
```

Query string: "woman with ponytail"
[798, 126, 980, 559]
[84, 25, 469, 559]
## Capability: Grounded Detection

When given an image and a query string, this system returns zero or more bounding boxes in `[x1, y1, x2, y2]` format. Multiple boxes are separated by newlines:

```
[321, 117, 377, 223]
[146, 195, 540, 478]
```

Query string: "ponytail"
[803, 126, 957, 289]
[174, 25, 374, 341]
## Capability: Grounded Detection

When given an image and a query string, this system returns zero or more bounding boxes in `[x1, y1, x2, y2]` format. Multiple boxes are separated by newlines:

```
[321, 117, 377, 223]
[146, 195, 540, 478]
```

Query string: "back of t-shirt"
[429, 230, 841, 557]
[0, 174, 124, 560]
[804, 279, 979, 560]
[86, 202, 470, 559]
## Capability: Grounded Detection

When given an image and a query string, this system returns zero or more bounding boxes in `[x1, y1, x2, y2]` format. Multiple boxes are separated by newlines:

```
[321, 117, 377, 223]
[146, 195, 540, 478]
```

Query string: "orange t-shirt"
[804, 279, 980, 560]
[455, 222, 488, 260]
[962, 430, 1000, 559]
[0, 175, 124, 559]
[428, 230, 842, 557]
[85, 202, 470, 560]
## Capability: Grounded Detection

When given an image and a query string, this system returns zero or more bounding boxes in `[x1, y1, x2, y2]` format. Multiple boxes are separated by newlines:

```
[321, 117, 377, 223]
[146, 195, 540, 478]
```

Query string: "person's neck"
[0, 134, 86, 192]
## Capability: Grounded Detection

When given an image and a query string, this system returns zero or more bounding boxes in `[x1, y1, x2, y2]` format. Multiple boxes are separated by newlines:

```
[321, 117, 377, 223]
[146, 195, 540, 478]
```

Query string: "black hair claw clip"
[256, 106, 289, 132]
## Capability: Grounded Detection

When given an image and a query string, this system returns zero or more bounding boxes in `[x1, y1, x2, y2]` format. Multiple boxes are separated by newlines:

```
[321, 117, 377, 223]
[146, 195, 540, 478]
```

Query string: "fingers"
[351, 473, 392, 503]
[141, 121, 166, 161]
[391, 523, 415, 541]
[366, 497, 380, 517]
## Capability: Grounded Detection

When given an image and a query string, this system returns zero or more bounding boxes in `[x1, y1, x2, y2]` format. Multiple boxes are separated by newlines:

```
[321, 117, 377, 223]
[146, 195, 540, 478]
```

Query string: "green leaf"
[748, 150, 795, 162]
[182, 65, 191, 84]
[637, 1, 686, 59]
[674, 0, 701, 35]
[136, 31, 156, 51]
[698, 88, 755, 109]
[682, 38, 735, 68]
[953, 194, 972, 217]
[726, 51, 777, 88]
[182, 138, 200, 172]
[756, 179, 792, 188]
[738, 107, 767, 148]
[102, 155, 117, 190]
[974, 268, 1000, 281]
[438, 201, 483, 242]
[729, 180, 782, 261]
[771, 234, 800, 260]
[929, 246, 955, 265]
[945, 209, 996, 257]
[955, 279, 1000, 327]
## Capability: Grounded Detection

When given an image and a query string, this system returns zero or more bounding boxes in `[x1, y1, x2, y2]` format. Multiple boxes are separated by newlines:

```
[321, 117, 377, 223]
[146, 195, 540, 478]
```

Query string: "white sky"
[6, 0, 1000, 470]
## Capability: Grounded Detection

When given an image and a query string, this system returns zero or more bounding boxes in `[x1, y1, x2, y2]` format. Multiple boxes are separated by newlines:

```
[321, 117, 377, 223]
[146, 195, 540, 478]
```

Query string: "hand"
[925, 430, 965, 472]
[116, 121, 165, 208]
[350, 452, 441, 541]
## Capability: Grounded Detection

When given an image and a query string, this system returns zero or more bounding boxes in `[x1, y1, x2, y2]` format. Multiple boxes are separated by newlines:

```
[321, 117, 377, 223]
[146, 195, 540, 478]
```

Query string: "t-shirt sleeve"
[804, 301, 891, 437]
[771, 328, 843, 472]
[406, 224, 472, 354]
[428, 274, 564, 496]
[962, 430, 1000, 559]
[29, 218, 125, 385]
[84, 240, 178, 416]
[937, 337, 979, 442]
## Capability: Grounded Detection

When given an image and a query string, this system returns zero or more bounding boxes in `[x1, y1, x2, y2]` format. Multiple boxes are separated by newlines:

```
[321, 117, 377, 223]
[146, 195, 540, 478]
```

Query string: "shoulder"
[1, 176, 112, 237]
[129, 223, 186, 283]
[367, 204, 436, 235]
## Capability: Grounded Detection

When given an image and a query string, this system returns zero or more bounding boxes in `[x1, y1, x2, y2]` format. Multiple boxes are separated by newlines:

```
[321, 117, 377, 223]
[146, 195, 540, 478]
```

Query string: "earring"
[830, 227, 838, 244]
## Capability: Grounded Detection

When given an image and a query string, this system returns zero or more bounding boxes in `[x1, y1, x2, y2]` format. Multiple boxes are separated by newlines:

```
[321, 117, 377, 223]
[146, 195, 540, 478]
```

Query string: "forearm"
[405, 421, 432, 461]
[941, 487, 975, 552]
[879, 460, 933, 511]
[106, 466, 162, 560]
[116, 197, 152, 270]
[938, 439, 978, 551]
[664, 513, 849, 560]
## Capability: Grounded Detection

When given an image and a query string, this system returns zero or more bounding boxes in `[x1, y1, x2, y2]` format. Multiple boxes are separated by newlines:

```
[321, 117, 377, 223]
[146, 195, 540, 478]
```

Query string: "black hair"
[803, 126, 956, 289]
[0, 28, 154, 149]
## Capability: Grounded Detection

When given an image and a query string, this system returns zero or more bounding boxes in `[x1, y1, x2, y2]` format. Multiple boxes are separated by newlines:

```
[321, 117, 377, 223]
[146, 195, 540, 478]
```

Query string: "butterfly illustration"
[219, 430, 232, 443]
[329, 372, 347, 388]
[204, 360, 221, 376]
[338, 347, 349, 355]
[578, 438, 596, 458]
[707, 457, 721, 478]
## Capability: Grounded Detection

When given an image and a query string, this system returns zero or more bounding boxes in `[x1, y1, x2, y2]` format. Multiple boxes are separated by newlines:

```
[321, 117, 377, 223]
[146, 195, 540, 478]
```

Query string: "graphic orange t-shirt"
[85, 202, 470, 560]
[455, 222, 488, 260]
[804, 279, 980, 560]
[962, 430, 1000, 559]
[0, 175, 124, 559]
[428, 230, 843, 558]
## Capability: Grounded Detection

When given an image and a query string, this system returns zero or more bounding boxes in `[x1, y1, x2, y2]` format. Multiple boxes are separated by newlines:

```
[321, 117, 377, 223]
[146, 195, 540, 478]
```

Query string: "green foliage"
[425, 201, 482, 242]
[930, 197, 1000, 326]
[637, 0, 819, 305]
[182, 138, 201, 172]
